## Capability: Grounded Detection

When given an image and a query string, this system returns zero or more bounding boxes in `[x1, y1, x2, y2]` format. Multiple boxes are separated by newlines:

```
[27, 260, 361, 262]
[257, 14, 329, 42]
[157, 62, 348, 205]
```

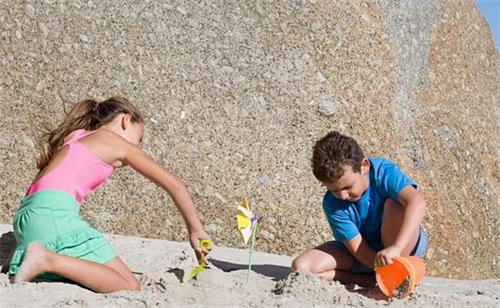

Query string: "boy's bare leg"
[291, 243, 375, 287]
[15, 242, 140, 293]
[381, 199, 420, 256]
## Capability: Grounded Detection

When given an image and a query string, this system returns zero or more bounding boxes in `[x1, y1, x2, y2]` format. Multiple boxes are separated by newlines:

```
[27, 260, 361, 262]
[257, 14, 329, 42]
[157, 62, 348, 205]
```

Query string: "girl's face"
[324, 159, 370, 202]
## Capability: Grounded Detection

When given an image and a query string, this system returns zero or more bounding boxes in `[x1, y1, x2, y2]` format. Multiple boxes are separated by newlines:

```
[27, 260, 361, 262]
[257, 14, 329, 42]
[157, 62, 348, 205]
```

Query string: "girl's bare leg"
[14, 242, 140, 293]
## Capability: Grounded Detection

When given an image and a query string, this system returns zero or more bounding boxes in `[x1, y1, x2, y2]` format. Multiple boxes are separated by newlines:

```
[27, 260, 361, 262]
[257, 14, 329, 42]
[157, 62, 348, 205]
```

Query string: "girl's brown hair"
[37, 96, 143, 170]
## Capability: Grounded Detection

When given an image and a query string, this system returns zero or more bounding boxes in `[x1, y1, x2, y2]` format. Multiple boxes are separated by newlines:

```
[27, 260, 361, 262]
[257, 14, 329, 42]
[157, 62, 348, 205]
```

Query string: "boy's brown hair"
[311, 131, 365, 183]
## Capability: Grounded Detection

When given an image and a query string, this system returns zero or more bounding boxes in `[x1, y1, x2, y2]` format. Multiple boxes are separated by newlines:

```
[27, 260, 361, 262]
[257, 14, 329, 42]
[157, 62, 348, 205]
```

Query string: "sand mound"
[272, 271, 368, 306]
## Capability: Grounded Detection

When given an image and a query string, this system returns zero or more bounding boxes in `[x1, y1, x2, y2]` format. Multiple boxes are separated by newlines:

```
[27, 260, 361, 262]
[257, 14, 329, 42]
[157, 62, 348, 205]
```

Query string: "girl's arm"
[115, 138, 210, 260]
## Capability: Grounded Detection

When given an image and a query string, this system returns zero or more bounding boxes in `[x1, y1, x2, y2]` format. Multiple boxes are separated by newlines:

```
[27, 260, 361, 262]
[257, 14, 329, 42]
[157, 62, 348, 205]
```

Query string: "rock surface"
[0, 0, 499, 279]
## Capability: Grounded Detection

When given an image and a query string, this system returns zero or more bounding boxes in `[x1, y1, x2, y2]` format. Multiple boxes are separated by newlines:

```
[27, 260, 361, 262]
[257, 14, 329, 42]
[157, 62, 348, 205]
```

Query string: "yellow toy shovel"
[188, 238, 212, 280]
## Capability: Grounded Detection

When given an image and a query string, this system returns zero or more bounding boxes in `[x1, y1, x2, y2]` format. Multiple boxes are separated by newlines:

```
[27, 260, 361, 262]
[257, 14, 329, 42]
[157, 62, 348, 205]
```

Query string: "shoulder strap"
[76, 129, 101, 141]
[62, 129, 86, 147]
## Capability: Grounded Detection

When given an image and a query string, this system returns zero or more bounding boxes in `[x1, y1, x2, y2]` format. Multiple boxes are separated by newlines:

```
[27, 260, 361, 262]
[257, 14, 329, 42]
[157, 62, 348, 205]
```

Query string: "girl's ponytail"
[37, 96, 143, 170]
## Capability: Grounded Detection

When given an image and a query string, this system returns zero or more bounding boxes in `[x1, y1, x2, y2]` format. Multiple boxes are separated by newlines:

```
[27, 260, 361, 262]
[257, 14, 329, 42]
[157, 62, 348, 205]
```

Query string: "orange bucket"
[375, 256, 426, 298]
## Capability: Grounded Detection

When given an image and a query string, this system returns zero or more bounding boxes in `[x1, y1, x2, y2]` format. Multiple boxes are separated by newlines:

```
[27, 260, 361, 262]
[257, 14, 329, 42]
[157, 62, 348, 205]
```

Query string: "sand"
[0, 224, 498, 308]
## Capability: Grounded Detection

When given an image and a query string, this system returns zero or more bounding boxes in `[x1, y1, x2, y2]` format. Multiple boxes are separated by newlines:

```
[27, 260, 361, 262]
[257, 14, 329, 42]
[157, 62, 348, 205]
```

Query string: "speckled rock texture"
[0, 0, 498, 279]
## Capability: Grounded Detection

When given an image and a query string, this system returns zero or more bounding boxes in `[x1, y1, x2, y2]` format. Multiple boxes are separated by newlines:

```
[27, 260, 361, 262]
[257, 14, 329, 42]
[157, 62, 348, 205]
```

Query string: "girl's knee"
[118, 275, 140, 291]
[104, 257, 141, 291]
[127, 277, 141, 291]
[121, 272, 141, 291]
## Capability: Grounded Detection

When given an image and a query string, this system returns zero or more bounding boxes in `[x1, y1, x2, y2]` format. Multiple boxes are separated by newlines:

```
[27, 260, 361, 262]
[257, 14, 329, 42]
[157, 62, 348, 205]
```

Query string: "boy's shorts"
[326, 225, 428, 274]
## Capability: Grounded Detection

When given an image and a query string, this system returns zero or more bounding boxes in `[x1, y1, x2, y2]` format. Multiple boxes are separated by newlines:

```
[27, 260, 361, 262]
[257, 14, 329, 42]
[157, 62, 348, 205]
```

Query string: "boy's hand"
[189, 229, 211, 263]
[375, 245, 402, 268]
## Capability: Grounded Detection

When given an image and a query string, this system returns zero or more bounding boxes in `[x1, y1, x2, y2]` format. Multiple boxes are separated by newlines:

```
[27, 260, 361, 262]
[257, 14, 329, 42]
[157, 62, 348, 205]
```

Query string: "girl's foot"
[14, 242, 51, 283]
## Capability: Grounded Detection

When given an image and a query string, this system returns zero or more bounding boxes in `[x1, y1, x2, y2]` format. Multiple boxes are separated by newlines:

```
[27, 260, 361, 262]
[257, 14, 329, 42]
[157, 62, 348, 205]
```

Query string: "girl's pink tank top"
[25, 129, 114, 203]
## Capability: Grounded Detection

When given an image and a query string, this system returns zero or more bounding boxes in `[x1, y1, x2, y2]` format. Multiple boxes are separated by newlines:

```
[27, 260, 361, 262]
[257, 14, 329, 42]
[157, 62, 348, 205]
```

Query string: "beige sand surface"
[0, 224, 498, 308]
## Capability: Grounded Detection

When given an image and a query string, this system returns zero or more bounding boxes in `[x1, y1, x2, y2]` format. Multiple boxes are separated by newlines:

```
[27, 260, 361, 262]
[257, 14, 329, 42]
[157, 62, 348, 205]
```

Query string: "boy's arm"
[343, 235, 377, 269]
[376, 186, 426, 267]
[395, 186, 426, 250]
[343, 186, 426, 269]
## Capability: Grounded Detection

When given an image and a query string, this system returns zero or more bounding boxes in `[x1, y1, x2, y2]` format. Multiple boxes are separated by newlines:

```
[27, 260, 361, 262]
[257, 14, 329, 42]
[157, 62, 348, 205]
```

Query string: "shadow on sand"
[208, 258, 291, 281]
[0, 231, 16, 273]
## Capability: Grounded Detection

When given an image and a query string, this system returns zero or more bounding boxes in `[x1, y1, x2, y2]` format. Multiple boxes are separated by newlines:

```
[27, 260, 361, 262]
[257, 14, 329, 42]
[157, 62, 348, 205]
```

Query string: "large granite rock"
[0, 0, 498, 279]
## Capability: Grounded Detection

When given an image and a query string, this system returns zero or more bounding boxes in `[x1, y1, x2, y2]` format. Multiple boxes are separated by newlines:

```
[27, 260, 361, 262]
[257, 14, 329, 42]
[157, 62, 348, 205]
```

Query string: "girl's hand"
[189, 229, 211, 263]
[375, 245, 401, 268]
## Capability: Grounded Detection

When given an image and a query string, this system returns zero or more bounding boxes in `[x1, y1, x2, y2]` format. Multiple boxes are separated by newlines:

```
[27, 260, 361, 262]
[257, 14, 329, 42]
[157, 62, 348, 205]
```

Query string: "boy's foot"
[14, 242, 50, 283]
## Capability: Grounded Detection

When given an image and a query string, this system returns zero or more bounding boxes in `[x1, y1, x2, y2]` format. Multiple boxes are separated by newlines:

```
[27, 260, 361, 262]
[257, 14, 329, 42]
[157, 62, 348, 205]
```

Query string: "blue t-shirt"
[322, 157, 416, 251]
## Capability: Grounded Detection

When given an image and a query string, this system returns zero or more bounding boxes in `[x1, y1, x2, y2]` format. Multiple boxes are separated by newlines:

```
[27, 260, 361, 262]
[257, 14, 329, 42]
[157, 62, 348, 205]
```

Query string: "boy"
[291, 131, 427, 287]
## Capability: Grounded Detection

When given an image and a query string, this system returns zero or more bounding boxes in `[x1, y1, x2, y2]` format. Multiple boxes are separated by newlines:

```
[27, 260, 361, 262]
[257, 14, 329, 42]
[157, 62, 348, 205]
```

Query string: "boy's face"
[324, 159, 370, 202]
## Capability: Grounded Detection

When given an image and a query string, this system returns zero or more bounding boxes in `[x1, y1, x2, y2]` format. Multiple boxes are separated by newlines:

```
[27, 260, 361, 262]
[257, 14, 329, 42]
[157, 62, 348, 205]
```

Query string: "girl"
[8, 96, 210, 293]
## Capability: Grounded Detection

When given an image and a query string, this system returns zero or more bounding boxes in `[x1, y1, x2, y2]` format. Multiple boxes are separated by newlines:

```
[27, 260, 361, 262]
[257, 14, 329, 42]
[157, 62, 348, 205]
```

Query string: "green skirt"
[9, 190, 117, 280]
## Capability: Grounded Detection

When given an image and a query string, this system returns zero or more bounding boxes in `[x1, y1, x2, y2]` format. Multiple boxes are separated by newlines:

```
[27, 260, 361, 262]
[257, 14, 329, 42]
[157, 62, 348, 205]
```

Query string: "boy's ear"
[361, 158, 370, 175]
